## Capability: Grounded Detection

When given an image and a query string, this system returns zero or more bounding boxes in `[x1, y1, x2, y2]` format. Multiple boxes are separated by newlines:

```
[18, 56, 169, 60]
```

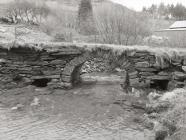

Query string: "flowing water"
[0, 73, 154, 140]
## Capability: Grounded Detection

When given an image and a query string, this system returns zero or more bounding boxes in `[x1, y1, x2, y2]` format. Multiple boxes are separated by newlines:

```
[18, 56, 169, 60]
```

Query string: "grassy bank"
[145, 88, 186, 140]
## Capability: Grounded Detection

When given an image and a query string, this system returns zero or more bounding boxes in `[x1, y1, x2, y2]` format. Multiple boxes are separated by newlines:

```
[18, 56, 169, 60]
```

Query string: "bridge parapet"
[0, 41, 186, 90]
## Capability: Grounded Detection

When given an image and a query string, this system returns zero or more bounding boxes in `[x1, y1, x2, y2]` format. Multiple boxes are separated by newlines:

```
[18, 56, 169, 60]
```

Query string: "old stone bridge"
[1, 41, 186, 90]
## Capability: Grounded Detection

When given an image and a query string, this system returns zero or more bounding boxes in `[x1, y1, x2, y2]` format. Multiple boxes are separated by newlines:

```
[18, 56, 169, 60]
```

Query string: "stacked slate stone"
[0, 46, 82, 89]
[81, 58, 108, 74]
[1, 43, 186, 90]
[126, 50, 186, 90]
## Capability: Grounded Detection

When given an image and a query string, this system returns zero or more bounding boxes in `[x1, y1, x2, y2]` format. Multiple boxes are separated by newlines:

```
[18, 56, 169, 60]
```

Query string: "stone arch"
[61, 52, 92, 88]
[60, 49, 134, 89]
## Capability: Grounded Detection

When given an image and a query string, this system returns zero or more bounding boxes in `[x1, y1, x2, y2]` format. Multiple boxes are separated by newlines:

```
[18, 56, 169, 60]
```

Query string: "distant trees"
[6, 0, 50, 24]
[143, 3, 186, 20]
[172, 4, 186, 20]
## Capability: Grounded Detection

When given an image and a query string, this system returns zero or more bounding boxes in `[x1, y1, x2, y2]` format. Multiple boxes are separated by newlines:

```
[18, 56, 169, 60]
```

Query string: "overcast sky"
[0, 0, 13, 3]
[110, 0, 186, 11]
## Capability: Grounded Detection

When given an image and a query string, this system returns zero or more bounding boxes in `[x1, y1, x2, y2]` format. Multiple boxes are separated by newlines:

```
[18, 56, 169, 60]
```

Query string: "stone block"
[136, 67, 159, 72]
[61, 76, 71, 82]
[182, 66, 186, 72]
[31, 75, 60, 80]
[158, 71, 169, 76]
[43, 70, 61, 76]
[139, 72, 155, 76]
[147, 75, 171, 80]
[135, 61, 150, 68]
[130, 78, 140, 85]
[129, 71, 138, 79]
[60, 82, 73, 89]
[173, 71, 186, 81]
[50, 60, 66, 65]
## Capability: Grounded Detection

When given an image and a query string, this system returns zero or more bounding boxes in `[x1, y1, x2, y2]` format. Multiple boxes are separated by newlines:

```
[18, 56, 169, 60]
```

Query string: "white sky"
[0, 0, 13, 3]
[110, 0, 186, 11]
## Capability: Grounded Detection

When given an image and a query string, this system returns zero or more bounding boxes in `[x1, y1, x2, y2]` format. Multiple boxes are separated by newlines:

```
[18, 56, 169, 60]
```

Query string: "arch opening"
[150, 80, 169, 91]
[70, 57, 127, 87]
[61, 50, 132, 89]
[71, 64, 84, 86]
[31, 78, 51, 87]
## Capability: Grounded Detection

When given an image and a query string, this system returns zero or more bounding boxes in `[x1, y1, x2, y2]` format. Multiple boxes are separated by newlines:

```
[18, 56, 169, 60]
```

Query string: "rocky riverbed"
[0, 73, 155, 140]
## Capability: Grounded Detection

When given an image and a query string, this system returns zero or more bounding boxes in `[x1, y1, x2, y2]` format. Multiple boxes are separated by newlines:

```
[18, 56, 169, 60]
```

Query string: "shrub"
[5, 0, 50, 24]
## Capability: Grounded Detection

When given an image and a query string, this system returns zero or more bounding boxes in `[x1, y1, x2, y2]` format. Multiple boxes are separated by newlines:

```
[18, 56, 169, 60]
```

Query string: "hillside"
[0, 0, 134, 19]
[46, 0, 132, 12]
[0, 24, 53, 44]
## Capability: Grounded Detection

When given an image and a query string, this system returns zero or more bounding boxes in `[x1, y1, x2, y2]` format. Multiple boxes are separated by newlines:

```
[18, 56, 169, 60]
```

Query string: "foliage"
[5, 0, 50, 24]
[41, 7, 77, 42]
[94, 3, 151, 45]
[158, 88, 186, 139]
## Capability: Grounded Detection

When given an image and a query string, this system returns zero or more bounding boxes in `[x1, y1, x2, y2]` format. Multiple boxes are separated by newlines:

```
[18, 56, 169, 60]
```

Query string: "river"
[0, 73, 154, 140]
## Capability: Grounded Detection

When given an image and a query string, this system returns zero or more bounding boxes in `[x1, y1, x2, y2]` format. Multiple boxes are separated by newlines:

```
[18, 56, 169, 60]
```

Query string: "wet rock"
[148, 113, 160, 119]
[139, 114, 154, 130]
[0, 58, 7, 64]
[162, 119, 177, 135]
[30, 97, 40, 106]
[48, 82, 72, 89]
[11, 104, 24, 111]
[147, 92, 162, 102]
[115, 68, 124, 72]
[167, 80, 177, 90]
[173, 72, 186, 81]
[81, 69, 87, 74]
[146, 101, 170, 114]
[131, 88, 143, 97]
[59, 82, 72, 89]
[182, 66, 186, 72]
[154, 121, 169, 140]
[155, 130, 168, 140]
[145, 121, 155, 130]
[22, 77, 32, 84]
[131, 100, 146, 110]
[167, 127, 186, 140]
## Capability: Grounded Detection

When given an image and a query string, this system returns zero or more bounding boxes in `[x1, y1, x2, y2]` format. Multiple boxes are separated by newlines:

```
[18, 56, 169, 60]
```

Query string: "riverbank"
[140, 88, 186, 140]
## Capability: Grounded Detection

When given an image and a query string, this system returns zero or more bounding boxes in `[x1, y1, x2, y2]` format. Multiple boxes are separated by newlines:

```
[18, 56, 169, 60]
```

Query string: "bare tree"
[94, 3, 151, 45]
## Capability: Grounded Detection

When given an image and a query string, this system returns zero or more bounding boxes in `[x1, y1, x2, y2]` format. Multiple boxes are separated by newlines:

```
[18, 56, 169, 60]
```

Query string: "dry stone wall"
[0, 44, 83, 89]
[0, 42, 186, 90]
